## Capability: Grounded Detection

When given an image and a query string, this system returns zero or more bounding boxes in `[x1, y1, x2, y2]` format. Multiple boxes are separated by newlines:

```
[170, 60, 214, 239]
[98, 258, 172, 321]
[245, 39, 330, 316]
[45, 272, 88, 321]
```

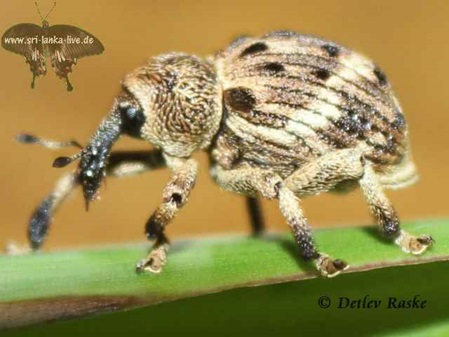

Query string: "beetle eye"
[126, 107, 138, 119]
[119, 102, 146, 138]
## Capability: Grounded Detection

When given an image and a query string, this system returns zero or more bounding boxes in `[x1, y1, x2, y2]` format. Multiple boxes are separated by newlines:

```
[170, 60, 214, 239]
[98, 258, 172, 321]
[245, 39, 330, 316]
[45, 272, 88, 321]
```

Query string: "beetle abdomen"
[214, 31, 416, 186]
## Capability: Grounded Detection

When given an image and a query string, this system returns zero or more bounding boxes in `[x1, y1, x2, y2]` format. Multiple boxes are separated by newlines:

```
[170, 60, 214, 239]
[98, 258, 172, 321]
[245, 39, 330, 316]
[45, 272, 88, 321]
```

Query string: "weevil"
[16, 31, 433, 277]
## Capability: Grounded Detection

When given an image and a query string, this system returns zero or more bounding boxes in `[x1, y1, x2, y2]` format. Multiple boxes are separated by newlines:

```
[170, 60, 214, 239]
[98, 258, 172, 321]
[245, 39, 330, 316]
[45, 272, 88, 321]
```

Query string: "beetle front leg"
[359, 165, 434, 254]
[8, 149, 166, 254]
[6, 172, 77, 254]
[136, 155, 198, 273]
[28, 173, 77, 250]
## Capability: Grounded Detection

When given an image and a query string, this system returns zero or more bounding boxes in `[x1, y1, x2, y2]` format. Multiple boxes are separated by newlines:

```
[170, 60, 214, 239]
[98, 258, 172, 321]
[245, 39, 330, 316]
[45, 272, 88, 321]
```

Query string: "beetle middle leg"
[136, 155, 198, 273]
[246, 197, 265, 235]
[210, 164, 342, 276]
[211, 148, 368, 277]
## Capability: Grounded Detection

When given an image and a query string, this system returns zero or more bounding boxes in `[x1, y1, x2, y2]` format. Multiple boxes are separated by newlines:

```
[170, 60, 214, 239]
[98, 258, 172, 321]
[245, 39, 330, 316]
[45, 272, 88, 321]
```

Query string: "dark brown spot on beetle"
[224, 87, 256, 113]
[317, 126, 357, 149]
[246, 109, 287, 128]
[334, 112, 367, 138]
[322, 44, 340, 57]
[312, 68, 331, 81]
[373, 67, 388, 86]
[391, 113, 406, 131]
[384, 139, 397, 154]
[240, 42, 268, 58]
[170, 193, 183, 206]
[260, 62, 285, 74]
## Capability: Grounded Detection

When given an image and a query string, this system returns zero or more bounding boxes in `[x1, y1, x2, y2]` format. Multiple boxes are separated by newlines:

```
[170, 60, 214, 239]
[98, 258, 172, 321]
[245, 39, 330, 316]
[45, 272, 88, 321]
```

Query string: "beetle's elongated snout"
[79, 110, 122, 209]
[78, 91, 146, 209]
[17, 94, 140, 210]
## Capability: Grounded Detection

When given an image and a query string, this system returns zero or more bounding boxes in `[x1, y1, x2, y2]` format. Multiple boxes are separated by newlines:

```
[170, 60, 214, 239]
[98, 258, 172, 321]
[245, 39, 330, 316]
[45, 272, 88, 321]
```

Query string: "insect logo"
[1, 2, 104, 91]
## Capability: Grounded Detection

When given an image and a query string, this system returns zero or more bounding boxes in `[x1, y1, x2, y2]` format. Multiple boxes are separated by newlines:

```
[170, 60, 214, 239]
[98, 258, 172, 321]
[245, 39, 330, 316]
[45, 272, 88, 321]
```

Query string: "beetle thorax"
[122, 53, 222, 157]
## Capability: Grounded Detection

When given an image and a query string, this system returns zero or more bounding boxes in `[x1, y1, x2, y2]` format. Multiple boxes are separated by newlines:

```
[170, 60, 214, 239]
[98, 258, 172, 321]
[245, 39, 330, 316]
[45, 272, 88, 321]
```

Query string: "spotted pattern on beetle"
[17, 31, 433, 279]
[215, 33, 407, 177]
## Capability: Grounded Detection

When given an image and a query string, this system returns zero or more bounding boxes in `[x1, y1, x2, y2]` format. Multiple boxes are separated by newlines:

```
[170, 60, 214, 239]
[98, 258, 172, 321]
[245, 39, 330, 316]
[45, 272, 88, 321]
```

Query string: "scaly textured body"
[212, 31, 415, 188]
[17, 31, 433, 277]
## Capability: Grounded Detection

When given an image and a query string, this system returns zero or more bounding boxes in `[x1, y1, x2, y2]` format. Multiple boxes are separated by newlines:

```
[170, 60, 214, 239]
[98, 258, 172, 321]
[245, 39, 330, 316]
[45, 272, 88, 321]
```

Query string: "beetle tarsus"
[315, 254, 349, 278]
[395, 231, 434, 255]
[136, 244, 168, 274]
[5, 242, 32, 255]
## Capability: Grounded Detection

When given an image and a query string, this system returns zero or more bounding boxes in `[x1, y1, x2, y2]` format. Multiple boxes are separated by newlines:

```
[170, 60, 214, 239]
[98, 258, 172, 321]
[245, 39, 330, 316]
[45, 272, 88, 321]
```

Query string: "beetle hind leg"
[359, 165, 434, 255]
[278, 186, 349, 277]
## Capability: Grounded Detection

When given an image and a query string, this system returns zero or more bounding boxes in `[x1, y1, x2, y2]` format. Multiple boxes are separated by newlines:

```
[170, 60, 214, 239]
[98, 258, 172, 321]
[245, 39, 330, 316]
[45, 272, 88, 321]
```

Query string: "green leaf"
[1, 220, 448, 334]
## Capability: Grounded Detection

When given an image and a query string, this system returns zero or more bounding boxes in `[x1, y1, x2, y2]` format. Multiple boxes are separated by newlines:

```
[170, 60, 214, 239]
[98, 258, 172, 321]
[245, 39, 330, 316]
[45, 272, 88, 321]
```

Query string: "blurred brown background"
[0, 0, 448, 249]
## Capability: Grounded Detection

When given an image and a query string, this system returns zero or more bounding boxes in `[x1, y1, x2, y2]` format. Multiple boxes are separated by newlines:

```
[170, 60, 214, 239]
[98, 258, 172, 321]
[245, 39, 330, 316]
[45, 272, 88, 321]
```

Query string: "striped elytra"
[214, 31, 411, 179]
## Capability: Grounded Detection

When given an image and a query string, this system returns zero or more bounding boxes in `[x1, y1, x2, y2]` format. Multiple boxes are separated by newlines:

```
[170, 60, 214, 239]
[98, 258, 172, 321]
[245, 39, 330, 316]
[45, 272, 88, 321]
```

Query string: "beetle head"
[57, 53, 222, 209]
[121, 53, 222, 157]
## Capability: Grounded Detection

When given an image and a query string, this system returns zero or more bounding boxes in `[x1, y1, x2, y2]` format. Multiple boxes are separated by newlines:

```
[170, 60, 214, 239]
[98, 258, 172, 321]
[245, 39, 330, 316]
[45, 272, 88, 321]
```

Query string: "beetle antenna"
[16, 133, 83, 150]
[52, 151, 83, 168]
